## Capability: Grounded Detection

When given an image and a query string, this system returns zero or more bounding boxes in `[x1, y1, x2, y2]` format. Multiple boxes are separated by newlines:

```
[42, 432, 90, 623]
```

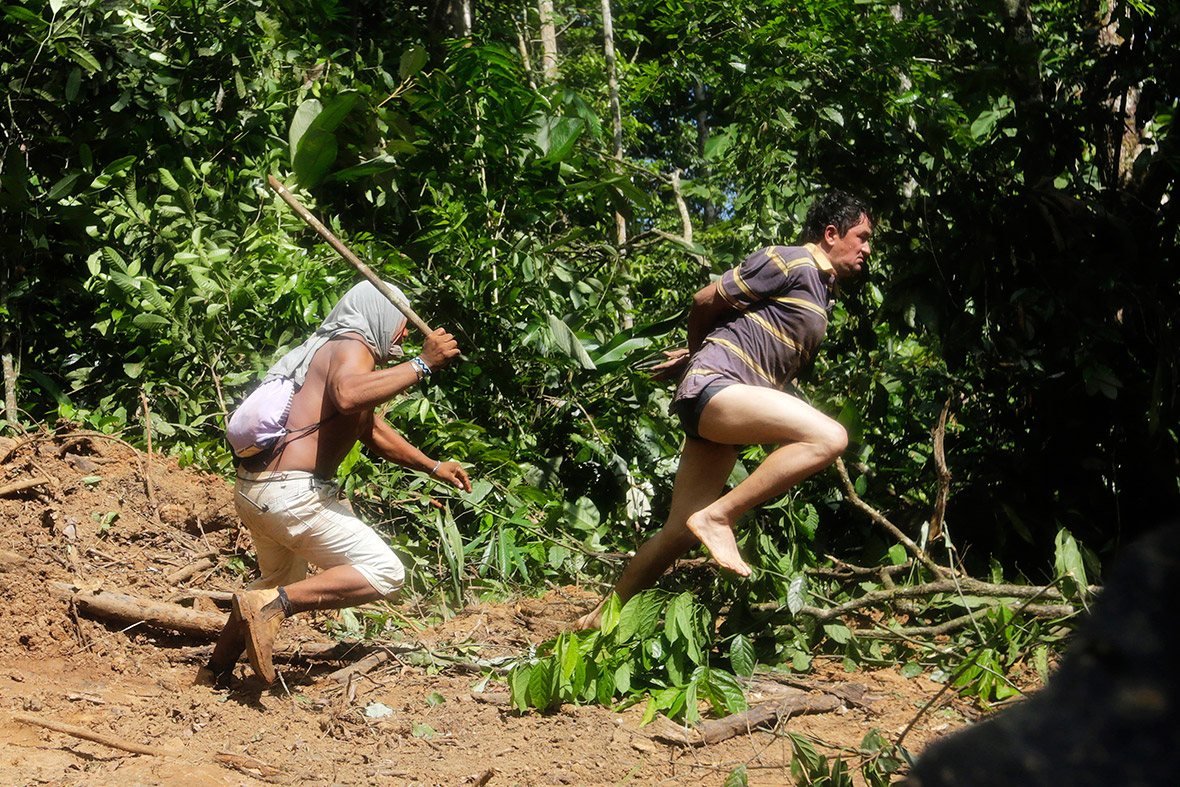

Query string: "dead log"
[0, 476, 48, 496]
[647, 689, 843, 746]
[49, 582, 227, 638]
[166, 588, 233, 607]
[164, 556, 216, 585]
[9, 711, 181, 756]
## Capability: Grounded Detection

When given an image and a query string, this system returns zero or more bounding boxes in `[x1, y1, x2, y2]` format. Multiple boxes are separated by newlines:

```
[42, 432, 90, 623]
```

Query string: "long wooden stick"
[266, 175, 432, 335]
[10, 712, 180, 756]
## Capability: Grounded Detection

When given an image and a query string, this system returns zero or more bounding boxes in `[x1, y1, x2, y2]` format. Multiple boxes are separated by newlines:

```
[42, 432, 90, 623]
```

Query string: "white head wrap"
[264, 279, 409, 386]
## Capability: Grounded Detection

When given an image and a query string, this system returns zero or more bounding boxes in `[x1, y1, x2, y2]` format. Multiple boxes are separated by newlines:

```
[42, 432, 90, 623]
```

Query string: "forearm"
[686, 283, 729, 353]
[331, 359, 425, 415]
[360, 417, 438, 473]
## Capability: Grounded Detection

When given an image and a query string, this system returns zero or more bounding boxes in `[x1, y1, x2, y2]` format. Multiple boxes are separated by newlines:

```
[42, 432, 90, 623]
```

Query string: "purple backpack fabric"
[226, 377, 295, 458]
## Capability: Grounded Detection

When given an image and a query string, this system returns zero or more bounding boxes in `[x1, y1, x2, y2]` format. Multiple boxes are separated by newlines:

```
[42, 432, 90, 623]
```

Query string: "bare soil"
[0, 431, 989, 786]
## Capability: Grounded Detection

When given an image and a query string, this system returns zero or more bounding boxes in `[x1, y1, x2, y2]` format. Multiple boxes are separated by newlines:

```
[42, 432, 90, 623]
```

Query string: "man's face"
[389, 324, 408, 356]
[823, 214, 873, 279]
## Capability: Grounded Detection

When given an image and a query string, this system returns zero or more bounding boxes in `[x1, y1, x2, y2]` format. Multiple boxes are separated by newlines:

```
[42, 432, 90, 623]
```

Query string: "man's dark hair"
[800, 191, 872, 243]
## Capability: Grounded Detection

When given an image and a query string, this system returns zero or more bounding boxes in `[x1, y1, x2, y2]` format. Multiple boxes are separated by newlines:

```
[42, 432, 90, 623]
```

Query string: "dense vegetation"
[3, 0, 1177, 767]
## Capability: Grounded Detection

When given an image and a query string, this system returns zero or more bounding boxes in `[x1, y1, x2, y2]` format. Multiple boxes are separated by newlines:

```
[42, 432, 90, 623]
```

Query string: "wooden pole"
[266, 175, 433, 335]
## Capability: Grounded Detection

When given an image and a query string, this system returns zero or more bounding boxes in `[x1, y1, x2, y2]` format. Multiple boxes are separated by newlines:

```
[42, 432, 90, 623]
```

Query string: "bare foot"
[686, 508, 751, 577]
[575, 603, 604, 631]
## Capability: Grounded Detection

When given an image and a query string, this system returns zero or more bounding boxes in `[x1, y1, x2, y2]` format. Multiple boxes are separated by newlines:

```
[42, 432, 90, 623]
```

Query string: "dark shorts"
[674, 381, 732, 439]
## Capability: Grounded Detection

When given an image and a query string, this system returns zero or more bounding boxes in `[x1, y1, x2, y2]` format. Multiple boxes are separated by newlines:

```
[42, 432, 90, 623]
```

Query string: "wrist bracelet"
[410, 356, 433, 379]
[429, 459, 441, 476]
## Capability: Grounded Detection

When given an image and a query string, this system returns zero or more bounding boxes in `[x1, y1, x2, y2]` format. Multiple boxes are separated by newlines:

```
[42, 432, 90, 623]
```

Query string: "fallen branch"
[173, 639, 382, 664]
[324, 646, 421, 684]
[9, 711, 180, 757]
[164, 556, 216, 585]
[929, 396, 952, 541]
[49, 582, 228, 638]
[0, 476, 48, 496]
[849, 604, 1078, 640]
[835, 457, 951, 578]
[646, 688, 847, 746]
[214, 751, 283, 782]
[470, 768, 496, 786]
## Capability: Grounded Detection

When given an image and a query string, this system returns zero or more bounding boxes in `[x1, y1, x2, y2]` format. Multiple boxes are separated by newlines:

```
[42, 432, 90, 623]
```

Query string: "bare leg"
[687, 385, 847, 575]
[576, 438, 737, 629]
[283, 565, 382, 613]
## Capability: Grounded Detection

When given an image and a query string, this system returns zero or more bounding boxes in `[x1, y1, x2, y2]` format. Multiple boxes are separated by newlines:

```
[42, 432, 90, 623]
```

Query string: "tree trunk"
[693, 77, 717, 227]
[602, 0, 626, 246]
[0, 264, 18, 428]
[515, 4, 537, 90]
[538, 0, 559, 82]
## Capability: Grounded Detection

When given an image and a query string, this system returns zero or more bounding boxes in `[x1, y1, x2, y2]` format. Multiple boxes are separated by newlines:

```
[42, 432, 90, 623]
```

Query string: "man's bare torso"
[258, 334, 375, 477]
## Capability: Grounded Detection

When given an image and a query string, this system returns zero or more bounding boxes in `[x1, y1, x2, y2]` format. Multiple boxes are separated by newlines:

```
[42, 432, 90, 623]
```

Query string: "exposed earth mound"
[0, 429, 973, 785]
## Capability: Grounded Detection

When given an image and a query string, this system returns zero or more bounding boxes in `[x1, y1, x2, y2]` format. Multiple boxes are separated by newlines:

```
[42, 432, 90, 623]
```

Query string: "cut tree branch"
[835, 456, 952, 578]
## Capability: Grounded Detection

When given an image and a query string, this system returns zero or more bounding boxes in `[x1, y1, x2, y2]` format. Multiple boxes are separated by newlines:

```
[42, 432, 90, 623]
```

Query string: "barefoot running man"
[578, 192, 872, 629]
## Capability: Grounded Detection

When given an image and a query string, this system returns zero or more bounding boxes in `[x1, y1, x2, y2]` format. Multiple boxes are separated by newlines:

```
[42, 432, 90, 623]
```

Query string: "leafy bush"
[509, 591, 747, 723]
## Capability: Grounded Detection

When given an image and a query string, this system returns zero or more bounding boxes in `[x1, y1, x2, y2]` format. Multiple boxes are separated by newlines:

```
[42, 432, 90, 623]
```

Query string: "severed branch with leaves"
[768, 395, 1093, 641]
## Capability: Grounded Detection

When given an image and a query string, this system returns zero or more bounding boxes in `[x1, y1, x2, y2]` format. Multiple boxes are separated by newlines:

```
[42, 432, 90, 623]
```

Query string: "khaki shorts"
[234, 470, 405, 597]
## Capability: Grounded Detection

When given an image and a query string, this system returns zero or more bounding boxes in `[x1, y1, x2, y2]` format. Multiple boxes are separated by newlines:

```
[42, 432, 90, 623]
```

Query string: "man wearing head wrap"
[202, 280, 471, 685]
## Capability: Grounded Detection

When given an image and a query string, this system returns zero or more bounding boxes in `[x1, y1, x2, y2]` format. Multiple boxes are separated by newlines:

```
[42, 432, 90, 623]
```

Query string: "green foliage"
[785, 730, 912, 787]
[2, 0, 1175, 720]
[508, 591, 747, 723]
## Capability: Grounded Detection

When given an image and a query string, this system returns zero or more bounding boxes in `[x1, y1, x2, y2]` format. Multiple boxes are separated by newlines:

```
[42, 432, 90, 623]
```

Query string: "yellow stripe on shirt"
[705, 337, 776, 385]
[770, 295, 829, 318]
[767, 249, 816, 278]
[728, 266, 758, 303]
[744, 311, 809, 360]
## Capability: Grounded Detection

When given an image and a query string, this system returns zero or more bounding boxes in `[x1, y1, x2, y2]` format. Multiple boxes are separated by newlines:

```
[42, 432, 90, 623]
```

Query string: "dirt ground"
[0, 431, 992, 786]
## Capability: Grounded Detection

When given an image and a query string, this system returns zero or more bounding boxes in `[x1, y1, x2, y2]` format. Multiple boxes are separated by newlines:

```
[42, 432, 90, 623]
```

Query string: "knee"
[815, 420, 848, 463]
[360, 556, 406, 599]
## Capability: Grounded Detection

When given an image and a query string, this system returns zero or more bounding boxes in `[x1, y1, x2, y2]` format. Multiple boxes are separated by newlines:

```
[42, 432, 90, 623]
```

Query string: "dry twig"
[10, 711, 180, 757]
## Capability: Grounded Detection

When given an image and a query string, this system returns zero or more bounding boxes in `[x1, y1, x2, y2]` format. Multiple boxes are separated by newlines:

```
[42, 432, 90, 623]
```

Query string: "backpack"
[226, 377, 295, 459]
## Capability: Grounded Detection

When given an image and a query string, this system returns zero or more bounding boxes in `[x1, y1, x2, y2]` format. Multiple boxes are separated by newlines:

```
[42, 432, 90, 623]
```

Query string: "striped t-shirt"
[673, 243, 836, 405]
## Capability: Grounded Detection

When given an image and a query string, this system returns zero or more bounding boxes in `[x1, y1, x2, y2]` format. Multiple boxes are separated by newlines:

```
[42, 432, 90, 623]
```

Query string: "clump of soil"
[0, 429, 980, 786]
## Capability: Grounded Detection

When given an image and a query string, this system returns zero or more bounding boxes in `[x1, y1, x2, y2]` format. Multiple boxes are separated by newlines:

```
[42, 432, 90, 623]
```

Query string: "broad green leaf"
[69, 46, 102, 73]
[558, 633, 579, 684]
[722, 765, 748, 787]
[545, 314, 596, 369]
[599, 593, 622, 636]
[47, 172, 83, 201]
[786, 574, 808, 615]
[509, 664, 532, 711]
[292, 131, 338, 189]
[534, 116, 586, 161]
[823, 623, 852, 644]
[528, 660, 552, 709]
[617, 591, 661, 643]
[707, 669, 747, 714]
[133, 313, 170, 330]
[331, 155, 401, 181]
[399, 45, 427, 80]
[728, 634, 755, 678]
[1054, 528, 1088, 596]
